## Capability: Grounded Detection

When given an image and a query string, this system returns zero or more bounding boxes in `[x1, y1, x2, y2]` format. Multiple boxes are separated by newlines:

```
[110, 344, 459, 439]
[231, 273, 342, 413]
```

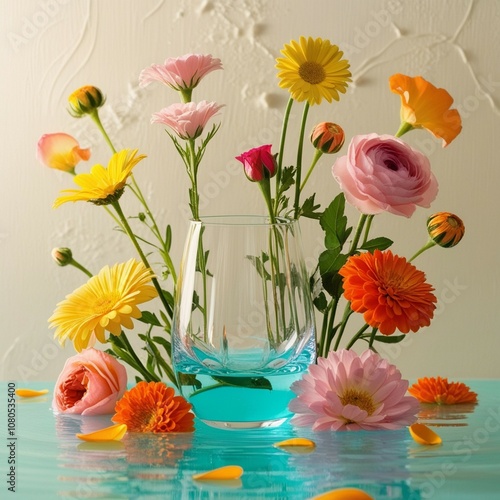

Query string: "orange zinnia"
[112, 381, 194, 433]
[409, 377, 478, 404]
[339, 250, 437, 335]
[389, 74, 462, 147]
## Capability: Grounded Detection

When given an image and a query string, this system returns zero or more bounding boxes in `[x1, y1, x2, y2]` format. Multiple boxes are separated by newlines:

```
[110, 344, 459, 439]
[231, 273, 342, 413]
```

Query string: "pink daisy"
[289, 349, 419, 431]
[151, 101, 223, 140]
[139, 54, 222, 91]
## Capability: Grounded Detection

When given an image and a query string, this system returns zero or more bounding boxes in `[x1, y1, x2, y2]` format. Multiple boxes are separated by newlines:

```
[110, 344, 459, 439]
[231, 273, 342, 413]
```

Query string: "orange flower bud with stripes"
[310, 122, 345, 154]
[427, 212, 465, 248]
[68, 85, 105, 117]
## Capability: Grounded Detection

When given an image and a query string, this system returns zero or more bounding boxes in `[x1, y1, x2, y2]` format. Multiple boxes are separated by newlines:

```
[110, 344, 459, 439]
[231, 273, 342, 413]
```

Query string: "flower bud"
[427, 212, 465, 248]
[310, 122, 345, 154]
[235, 144, 277, 182]
[68, 86, 105, 117]
[52, 247, 73, 266]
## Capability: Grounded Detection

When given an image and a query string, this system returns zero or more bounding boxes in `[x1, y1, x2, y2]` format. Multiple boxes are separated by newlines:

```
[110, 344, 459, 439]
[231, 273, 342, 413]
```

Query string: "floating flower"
[409, 377, 478, 404]
[37, 133, 91, 173]
[49, 259, 157, 351]
[339, 250, 437, 335]
[52, 348, 127, 415]
[151, 101, 223, 140]
[389, 74, 462, 147]
[236, 144, 277, 182]
[139, 54, 222, 92]
[112, 381, 195, 433]
[427, 212, 465, 248]
[68, 85, 105, 117]
[310, 122, 345, 154]
[289, 349, 419, 431]
[276, 36, 351, 105]
[53, 149, 146, 208]
[332, 133, 438, 218]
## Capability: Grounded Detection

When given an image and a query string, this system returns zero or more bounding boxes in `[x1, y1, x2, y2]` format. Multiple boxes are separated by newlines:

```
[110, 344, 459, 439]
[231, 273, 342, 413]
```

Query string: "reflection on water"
[417, 403, 477, 427]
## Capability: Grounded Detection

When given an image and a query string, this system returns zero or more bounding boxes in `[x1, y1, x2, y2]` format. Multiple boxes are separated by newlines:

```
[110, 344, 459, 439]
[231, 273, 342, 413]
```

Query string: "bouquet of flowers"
[37, 36, 466, 432]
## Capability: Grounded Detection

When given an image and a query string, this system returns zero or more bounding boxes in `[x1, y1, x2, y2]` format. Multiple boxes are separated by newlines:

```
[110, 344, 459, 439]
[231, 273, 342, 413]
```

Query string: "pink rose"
[332, 133, 438, 217]
[235, 144, 277, 182]
[52, 348, 127, 416]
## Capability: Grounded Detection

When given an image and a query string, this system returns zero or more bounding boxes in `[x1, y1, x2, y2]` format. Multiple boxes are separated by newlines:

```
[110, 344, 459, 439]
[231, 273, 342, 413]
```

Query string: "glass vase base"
[200, 417, 288, 430]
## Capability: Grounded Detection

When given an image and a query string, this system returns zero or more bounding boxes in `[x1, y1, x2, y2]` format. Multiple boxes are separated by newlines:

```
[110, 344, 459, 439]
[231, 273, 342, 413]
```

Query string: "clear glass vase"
[172, 215, 316, 429]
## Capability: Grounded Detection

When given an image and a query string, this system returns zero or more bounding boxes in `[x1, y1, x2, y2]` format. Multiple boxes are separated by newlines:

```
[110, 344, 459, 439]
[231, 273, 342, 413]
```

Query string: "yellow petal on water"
[192, 465, 244, 481]
[76, 423, 128, 442]
[409, 423, 442, 445]
[310, 487, 374, 500]
[274, 437, 316, 448]
[15, 388, 49, 398]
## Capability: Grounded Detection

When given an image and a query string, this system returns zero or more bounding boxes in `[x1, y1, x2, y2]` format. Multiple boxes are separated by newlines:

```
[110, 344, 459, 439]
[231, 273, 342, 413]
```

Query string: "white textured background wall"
[1, 0, 499, 381]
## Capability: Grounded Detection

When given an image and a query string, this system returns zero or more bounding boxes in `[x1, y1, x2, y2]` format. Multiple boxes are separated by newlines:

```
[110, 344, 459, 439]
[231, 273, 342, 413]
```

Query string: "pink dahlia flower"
[139, 54, 222, 91]
[289, 349, 419, 431]
[151, 101, 223, 140]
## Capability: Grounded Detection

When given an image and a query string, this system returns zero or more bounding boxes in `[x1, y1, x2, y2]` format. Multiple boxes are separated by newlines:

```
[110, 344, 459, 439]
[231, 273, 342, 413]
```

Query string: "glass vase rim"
[189, 214, 297, 227]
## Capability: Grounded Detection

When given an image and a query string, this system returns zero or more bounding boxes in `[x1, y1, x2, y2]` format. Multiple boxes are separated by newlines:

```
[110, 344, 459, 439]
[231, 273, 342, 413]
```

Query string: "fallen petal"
[192, 465, 243, 481]
[15, 388, 49, 398]
[274, 437, 316, 448]
[76, 423, 127, 442]
[310, 487, 374, 500]
[409, 423, 442, 445]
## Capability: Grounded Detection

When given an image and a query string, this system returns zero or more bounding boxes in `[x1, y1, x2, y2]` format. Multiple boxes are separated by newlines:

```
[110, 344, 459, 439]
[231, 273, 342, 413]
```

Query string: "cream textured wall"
[1, 0, 499, 381]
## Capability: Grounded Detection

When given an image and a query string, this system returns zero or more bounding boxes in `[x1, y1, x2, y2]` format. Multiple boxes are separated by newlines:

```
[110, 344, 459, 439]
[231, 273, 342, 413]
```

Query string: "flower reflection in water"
[416, 403, 477, 428]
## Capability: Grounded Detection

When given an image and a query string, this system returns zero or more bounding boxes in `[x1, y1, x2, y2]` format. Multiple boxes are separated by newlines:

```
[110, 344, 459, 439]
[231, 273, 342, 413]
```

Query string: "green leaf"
[165, 225, 172, 252]
[313, 291, 328, 312]
[360, 237, 393, 252]
[371, 334, 406, 344]
[137, 311, 162, 327]
[318, 249, 348, 297]
[300, 194, 322, 220]
[212, 376, 272, 390]
[320, 194, 352, 249]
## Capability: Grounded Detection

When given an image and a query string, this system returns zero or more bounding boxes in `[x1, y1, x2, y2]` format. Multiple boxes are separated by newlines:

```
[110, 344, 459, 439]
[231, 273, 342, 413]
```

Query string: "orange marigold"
[409, 377, 478, 405]
[112, 381, 195, 433]
[339, 249, 437, 335]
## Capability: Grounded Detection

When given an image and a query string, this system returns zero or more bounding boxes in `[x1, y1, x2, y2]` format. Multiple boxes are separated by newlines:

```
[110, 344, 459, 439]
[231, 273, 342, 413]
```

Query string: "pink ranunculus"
[151, 101, 223, 140]
[289, 349, 420, 431]
[332, 133, 438, 217]
[52, 348, 127, 416]
[235, 145, 277, 182]
[37, 133, 91, 173]
[139, 54, 222, 91]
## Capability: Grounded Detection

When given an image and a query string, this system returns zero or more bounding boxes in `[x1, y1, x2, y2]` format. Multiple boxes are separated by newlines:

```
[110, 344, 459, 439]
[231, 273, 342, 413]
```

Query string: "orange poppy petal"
[192, 465, 244, 481]
[409, 423, 442, 445]
[310, 487, 374, 500]
[76, 423, 128, 442]
[15, 388, 49, 398]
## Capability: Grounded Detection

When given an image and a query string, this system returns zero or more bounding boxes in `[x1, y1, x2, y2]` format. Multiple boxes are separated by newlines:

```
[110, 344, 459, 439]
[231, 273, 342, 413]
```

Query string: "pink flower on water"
[236, 145, 277, 182]
[139, 54, 222, 91]
[151, 101, 223, 140]
[332, 133, 438, 217]
[37, 133, 91, 173]
[289, 349, 419, 431]
[52, 348, 127, 416]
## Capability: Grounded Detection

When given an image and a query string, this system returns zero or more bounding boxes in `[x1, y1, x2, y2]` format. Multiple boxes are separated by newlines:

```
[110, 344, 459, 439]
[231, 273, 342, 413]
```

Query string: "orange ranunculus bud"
[68, 85, 105, 117]
[36, 133, 91, 173]
[310, 122, 345, 154]
[427, 212, 465, 248]
[51, 247, 73, 266]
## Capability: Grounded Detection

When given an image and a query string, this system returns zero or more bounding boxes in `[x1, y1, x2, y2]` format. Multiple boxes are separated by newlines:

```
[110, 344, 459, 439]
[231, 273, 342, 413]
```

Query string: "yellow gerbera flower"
[53, 149, 146, 208]
[276, 36, 351, 105]
[49, 259, 158, 351]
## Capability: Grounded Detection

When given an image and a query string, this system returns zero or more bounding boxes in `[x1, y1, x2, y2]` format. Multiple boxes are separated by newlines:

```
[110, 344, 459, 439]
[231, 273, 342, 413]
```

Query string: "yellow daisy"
[53, 149, 146, 208]
[49, 259, 158, 351]
[276, 36, 351, 105]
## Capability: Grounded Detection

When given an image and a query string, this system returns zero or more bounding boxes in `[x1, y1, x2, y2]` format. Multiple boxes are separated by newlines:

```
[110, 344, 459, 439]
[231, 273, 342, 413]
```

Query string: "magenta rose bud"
[332, 133, 438, 217]
[52, 348, 127, 416]
[236, 144, 277, 182]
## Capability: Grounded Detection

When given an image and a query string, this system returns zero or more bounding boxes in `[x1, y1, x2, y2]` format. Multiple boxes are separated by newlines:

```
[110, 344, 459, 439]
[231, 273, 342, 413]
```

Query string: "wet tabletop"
[2, 380, 500, 499]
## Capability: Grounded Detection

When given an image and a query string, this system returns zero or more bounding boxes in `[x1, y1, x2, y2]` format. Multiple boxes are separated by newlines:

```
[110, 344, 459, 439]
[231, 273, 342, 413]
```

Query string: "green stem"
[349, 214, 368, 254]
[293, 102, 310, 219]
[333, 302, 354, 351]
[300, 149, 323, 192]
[258, 178, 276, 224]
[395, 121, 414, 138]
[187, 139, 200, 221]
[120, 331, 158, 382]
[69, 259, 93, 278]
[409, 239, 436, 262]
[345, 323, 371, 349]
[325, 298, 339, 354]
[111, 200, 171, 314]
[90, 109, 117, 153]
[368, 327, 378, 349]
[361, 215, 375, 246]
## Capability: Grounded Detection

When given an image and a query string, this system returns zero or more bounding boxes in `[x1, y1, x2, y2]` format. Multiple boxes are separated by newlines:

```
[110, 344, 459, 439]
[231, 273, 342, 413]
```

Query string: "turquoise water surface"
[1, 380, 500, 499]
